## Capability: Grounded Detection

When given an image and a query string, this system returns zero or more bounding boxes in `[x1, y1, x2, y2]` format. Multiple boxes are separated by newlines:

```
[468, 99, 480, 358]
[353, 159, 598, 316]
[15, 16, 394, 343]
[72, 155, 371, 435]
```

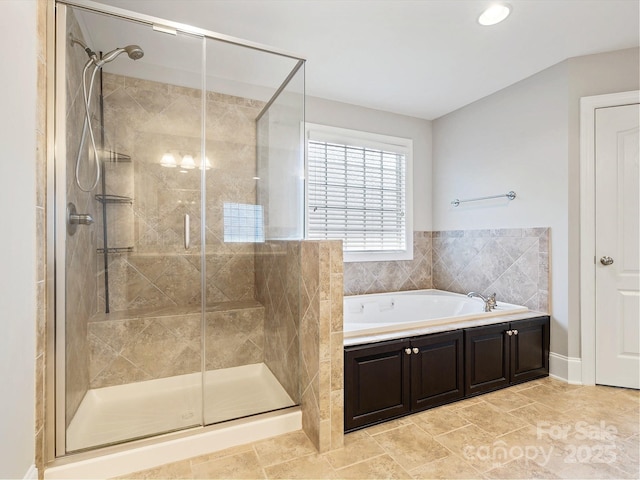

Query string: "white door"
[595, 103, 639, 389]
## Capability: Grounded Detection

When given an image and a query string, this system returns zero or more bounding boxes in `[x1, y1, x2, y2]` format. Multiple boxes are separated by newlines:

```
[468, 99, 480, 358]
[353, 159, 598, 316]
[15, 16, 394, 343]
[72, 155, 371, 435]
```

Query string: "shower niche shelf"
[95, 194, 133, 205]
[97, 246, 134, 254]
[97, 151, 135, 255]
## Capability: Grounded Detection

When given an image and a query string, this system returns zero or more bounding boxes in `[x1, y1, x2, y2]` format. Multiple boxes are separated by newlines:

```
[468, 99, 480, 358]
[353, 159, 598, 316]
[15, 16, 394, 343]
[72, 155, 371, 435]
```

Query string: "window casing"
[306, 124, 413, 262]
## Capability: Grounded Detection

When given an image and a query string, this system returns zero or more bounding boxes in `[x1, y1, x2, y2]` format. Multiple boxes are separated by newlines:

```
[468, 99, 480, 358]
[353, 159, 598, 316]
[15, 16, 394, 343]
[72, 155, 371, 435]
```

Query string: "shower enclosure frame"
[47, 0, 306, 463]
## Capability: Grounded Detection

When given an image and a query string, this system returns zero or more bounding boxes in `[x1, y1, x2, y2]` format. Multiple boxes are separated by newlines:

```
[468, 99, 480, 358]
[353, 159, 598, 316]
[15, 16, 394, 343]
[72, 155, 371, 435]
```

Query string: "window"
[223, 202, 265, 243]
[306, 124, 413, 262]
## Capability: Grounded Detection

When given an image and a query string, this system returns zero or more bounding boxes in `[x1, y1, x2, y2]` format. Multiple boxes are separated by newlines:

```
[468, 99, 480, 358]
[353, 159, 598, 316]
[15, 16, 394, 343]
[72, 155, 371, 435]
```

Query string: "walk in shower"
[53, 1, 305, 455]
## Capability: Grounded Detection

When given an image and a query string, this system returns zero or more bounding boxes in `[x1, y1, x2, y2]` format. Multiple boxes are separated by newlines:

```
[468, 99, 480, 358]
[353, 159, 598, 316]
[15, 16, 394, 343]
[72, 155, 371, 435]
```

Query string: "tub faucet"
[467, 292, 497, 312]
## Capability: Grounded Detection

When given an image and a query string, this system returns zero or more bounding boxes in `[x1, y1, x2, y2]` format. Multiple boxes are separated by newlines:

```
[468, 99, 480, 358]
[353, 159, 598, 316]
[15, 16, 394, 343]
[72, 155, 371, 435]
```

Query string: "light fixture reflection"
[198, 156, 212, 170]
[160, 152, 177, 168]
[181, 154, 196, 169]
[478, 3, 511, 26]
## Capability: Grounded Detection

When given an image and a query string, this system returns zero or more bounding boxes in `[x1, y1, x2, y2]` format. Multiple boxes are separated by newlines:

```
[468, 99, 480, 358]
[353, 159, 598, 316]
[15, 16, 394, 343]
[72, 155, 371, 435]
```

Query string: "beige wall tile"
[432, 227, 550, 311]
[344, 231, 433, 295]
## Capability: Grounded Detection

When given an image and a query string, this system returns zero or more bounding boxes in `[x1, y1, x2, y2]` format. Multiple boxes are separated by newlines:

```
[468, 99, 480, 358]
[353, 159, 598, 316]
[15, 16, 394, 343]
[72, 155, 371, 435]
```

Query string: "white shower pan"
[67, 363, 295, 452]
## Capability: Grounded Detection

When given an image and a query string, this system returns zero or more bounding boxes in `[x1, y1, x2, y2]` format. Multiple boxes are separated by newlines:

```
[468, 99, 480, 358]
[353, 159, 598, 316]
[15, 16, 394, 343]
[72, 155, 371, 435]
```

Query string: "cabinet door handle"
[412, 347, 419, 354]
[506, 330, 513, 336]
[404, 348, 412, 355]
[512, 329, 518, 336]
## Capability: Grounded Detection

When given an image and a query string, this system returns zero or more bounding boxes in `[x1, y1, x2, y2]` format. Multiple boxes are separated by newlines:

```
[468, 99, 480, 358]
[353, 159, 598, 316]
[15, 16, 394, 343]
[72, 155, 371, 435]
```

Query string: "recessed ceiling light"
[478, 3, 512, 26]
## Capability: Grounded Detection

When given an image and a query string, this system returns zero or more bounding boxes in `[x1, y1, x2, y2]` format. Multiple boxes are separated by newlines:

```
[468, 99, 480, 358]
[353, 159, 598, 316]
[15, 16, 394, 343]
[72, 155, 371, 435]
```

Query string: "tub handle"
[404, 348, 412, 355]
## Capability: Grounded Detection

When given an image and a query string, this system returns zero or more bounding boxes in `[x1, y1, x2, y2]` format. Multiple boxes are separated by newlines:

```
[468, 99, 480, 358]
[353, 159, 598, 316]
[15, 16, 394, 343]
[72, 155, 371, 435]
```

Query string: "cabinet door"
[344, 340, 411, 431]
[510, 316, 550, 384]
[411, 330, 464, 412]
[464, 323, 510, 396]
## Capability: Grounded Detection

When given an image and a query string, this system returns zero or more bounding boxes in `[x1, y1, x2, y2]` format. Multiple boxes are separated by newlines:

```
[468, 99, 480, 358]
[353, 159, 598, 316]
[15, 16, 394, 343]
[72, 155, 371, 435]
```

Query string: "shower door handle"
[184, 214, 190, 250]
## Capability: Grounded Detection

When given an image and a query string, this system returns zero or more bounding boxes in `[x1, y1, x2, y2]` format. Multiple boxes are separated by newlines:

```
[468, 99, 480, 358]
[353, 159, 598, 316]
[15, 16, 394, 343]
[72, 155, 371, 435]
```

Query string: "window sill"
[344, 249, 413, 263]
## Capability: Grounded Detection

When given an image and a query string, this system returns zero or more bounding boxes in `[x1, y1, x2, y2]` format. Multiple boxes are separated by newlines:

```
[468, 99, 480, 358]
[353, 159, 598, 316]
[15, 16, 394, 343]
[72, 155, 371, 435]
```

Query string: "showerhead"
[94, 45, 144, 66]
[124, 45, 144, 60]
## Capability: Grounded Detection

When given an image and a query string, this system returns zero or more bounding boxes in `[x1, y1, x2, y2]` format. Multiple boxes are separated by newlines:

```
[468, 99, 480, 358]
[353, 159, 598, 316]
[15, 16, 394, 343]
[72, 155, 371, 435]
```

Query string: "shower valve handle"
[69, 213, 94, 225]
[67, 202, 94, 236]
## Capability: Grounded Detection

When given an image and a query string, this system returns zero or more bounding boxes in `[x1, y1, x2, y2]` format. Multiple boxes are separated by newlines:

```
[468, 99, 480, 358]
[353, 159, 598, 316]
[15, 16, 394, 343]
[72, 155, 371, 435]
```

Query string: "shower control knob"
[412, 348, 419, 354]
[404, 348, 412, 355]
[66, 202, 94, 236]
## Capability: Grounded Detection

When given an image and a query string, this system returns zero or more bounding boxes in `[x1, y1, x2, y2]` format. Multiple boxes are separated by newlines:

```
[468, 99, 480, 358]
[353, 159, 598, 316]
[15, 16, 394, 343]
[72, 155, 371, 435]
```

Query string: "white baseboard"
[23, 465, 38, 480]
[549, 352, 582, 384]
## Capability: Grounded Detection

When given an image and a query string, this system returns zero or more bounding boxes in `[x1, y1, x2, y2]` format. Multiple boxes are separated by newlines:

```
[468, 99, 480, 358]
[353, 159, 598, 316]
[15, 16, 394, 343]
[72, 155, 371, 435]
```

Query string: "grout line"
[332, 452, 388, 471]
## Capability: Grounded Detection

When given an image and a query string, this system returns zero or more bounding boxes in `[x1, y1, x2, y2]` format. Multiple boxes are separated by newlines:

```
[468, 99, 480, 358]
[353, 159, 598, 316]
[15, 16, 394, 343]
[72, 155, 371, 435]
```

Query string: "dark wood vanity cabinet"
[345, 316, 549, 432]
[510, 316, 550, 383]
[345, 330, 464, 432]
[344, 339, 411, 431]
[410, 330, 464, 411]
[464, 322, 511, 396]
[465, 316, 550, 396]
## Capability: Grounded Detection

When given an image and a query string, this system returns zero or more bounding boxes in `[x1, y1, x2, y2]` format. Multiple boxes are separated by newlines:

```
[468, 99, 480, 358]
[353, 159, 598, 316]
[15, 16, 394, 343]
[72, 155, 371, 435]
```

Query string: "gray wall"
[566, 48, 640, 359]
[432, 61, 569, 359]
[0, 0, 37, 477]
[432, 48, 640, 369]
[306, 96, 432, 231]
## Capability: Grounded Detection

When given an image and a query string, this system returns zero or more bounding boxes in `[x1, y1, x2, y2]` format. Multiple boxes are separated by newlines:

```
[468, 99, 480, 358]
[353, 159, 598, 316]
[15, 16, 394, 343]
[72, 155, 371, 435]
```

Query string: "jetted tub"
[344, 289, 529, 340]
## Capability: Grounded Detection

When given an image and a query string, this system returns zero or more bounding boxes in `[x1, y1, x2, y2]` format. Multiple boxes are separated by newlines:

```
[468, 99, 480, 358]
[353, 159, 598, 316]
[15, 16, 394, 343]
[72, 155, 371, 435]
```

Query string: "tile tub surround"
[115, 377, 640, 480]
[343, 228, 549, 314]
[432, 228, 550, 312]
[344, 231, 432, 295]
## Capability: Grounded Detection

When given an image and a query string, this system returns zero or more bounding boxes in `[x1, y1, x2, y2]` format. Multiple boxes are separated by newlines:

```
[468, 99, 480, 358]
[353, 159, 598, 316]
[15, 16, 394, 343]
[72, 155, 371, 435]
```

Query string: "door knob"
[600, 256, 614, 266]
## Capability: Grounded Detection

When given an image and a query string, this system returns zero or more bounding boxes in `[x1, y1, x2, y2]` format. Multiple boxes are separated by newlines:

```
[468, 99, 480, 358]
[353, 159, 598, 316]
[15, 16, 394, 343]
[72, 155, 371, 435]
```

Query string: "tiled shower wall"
[86, 74, 271, 387]
[99, 73, 264, 311]
[255, 241, 301, 401]
[344, 228, 550, 313]
[35, 0, 47, 471]
[254, 240, 345, 453]
[65, 11, 99, 426]
[87, 302, 265, 389]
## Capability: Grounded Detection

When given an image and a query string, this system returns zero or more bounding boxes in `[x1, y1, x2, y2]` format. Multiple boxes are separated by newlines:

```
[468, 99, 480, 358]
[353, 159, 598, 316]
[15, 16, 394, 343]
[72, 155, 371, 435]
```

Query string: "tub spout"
[467, 292, 496, 312]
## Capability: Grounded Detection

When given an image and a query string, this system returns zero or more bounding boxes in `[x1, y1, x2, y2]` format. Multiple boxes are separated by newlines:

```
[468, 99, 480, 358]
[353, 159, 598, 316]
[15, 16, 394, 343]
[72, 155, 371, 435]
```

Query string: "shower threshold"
[66, 363, 295, 452]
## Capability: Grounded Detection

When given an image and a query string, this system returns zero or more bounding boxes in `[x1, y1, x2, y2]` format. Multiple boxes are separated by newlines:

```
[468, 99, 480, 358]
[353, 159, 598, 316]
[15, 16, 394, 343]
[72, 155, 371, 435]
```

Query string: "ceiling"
[88, 0, 639, 120]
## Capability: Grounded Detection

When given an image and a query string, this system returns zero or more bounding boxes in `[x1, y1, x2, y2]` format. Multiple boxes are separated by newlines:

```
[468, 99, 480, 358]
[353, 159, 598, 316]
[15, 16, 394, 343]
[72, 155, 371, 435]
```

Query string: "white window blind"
[307, 132, 408, 256]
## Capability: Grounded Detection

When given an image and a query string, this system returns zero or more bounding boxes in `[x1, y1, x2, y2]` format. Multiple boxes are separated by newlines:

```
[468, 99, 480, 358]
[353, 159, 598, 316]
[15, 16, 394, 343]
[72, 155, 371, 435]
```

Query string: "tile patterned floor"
[116, 377, 639, 479]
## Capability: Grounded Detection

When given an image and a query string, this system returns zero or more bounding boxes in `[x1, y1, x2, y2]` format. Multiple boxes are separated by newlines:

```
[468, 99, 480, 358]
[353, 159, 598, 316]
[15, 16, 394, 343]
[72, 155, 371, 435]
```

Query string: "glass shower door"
[58, 3, 206, 453]
[201, 37, 305, 425]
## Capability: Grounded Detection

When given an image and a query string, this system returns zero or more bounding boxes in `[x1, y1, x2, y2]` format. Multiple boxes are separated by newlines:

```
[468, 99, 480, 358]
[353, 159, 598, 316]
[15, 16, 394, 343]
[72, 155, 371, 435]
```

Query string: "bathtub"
[344, 289, 529, 341]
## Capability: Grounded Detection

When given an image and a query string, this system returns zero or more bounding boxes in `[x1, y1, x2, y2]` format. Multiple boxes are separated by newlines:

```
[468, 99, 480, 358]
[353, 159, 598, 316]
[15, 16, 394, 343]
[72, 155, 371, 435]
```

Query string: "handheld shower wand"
[73, 42, 144, 192]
